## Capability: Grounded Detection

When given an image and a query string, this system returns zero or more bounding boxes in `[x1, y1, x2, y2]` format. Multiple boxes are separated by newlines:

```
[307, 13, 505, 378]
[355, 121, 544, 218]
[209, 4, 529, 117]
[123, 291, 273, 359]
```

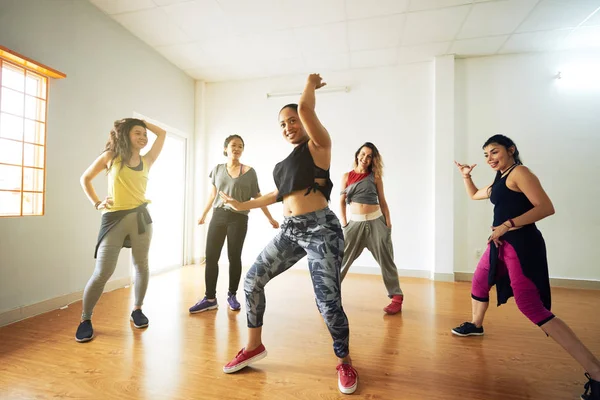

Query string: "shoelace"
[338, 364, 356, 378]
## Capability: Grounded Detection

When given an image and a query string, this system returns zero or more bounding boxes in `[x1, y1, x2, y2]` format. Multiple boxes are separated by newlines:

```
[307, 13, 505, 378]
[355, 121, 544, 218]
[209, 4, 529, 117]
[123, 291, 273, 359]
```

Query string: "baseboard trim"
[453, 272, 600, 290]
[433, 272, 455, 282]
[191, 257, 206, 266]
[549, 277, 600, 290]
[0, 276, 131, 328]
[332, 265, 437, 280]
[454, 272, 473, 282]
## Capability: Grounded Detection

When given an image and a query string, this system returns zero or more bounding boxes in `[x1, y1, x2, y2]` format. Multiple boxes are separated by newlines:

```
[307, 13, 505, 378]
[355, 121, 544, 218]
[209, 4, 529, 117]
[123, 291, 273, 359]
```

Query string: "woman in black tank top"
[453, 134, 600, 399]
[218, 74, 359, 395]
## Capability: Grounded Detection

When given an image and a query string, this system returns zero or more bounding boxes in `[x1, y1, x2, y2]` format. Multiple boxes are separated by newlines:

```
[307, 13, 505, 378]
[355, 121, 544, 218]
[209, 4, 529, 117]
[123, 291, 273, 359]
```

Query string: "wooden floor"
[1, 266, 599, 400]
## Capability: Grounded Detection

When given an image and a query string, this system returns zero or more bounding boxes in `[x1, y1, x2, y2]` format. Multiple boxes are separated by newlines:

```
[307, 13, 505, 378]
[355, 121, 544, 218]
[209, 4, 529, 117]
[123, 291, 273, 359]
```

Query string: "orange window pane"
[1, 63, 25, 92]
[0, 164, 22, 190]
[0, 112, 24, 141]
[23, 119, 45, 145]
[23, 167, 43, 192]
[22, 192, 43, 215]
[1, 87, 25, 116]
[25, 96, 46, 121]
[0, 191, 21, 216]
[23, 143, 44, 168]
[0, 138, 23, 165]
[25, 72, 46, 99]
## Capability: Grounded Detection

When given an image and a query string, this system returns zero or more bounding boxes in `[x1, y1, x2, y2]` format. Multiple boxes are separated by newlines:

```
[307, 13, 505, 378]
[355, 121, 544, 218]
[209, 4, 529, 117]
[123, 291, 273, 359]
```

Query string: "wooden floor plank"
[1, 266, 598, 399]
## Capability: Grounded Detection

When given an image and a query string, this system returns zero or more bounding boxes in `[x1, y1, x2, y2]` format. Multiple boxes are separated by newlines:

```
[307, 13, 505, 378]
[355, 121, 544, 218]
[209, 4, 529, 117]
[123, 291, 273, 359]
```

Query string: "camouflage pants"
[244, 207, 350, 358]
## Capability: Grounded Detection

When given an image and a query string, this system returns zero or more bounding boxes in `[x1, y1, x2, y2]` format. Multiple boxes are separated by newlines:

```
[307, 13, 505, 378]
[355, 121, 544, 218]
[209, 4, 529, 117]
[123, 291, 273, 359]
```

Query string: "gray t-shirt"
[210, 164, 260, 215]
[342, 172, 379, 205]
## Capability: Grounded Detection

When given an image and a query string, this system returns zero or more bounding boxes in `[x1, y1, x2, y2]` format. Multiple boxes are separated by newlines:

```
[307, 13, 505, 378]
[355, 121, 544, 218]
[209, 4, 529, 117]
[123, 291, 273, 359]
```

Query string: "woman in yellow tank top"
[76, 118, 166, 343]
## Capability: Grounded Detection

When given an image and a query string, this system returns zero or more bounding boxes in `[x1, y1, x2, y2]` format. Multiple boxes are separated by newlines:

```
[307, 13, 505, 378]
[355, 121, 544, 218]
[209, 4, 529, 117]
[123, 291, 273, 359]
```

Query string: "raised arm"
[298, 74, 331, 150]
[375, 177, 392, 229]
[80, 151, 114, 210]
[144, 121, 167, 168]
[455, 161, 490, 200]
[339, 173, 349, 227]
[198, 185, 217, 225]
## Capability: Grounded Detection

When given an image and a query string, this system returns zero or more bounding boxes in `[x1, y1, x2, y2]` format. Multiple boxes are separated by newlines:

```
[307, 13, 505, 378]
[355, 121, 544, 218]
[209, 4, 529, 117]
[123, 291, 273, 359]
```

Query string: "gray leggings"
[81, 212, 152, 320]
[340, 215, 403, 297]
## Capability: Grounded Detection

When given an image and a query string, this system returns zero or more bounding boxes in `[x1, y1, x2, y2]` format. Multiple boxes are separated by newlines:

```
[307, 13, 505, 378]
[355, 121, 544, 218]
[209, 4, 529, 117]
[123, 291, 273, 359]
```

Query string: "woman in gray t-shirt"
[189, 135, 279, 314]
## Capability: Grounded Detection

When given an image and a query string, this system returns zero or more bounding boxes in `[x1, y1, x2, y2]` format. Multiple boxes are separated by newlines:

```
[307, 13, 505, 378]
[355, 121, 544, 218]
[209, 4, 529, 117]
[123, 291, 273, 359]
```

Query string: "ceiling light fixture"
[266, 85, 351, 98]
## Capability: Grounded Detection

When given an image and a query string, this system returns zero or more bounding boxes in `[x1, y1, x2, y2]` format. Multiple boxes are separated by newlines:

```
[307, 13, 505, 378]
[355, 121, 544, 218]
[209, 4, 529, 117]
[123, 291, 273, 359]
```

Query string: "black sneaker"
[75, 320, 94, 342]
[582, 373, 600, 400]
[130, 309, 149, 329]
[451, 322, 484, 337]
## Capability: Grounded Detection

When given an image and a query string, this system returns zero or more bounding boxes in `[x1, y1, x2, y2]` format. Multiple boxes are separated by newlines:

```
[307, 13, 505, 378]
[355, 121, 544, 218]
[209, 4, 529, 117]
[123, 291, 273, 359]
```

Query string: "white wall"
[0, 0, 195, 314]
[433, 55, 456, 281]
[197, 64, 435, 275]
[455, 50, 600, 281]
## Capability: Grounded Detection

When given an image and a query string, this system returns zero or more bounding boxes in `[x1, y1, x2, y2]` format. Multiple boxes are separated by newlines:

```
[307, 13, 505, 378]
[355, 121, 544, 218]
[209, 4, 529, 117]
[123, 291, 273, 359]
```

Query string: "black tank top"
[490, 164, 533, 226]
[272, 140, 333, 202]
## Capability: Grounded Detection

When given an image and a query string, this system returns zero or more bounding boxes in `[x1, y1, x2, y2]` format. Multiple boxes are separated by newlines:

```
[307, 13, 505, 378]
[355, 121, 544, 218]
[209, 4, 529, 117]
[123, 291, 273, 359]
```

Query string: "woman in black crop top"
[452, 134, 600, 399]
[218, 74, 358, 394]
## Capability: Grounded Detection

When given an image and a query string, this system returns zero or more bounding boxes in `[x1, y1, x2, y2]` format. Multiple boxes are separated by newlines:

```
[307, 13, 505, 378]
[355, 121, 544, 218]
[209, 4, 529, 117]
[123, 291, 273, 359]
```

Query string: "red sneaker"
[223, 344, 267, 373]
[336, 363, 358, 394]
[383, 295, 403, 315]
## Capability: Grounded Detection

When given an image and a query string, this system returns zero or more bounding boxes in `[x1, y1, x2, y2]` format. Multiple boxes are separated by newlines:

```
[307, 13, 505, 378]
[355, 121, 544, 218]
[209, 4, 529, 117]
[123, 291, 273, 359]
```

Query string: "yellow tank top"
[106, 155, 150, 212]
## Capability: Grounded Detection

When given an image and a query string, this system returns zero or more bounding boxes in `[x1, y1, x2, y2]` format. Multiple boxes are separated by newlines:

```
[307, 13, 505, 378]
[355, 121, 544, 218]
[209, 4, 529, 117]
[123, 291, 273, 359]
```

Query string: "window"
[0, 46, 65, 217]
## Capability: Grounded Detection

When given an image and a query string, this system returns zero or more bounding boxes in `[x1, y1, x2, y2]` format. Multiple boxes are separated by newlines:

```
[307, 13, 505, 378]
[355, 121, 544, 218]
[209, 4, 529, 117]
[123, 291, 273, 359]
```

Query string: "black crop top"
[490, 164, 534, 226]
[272, 140, 333, 202]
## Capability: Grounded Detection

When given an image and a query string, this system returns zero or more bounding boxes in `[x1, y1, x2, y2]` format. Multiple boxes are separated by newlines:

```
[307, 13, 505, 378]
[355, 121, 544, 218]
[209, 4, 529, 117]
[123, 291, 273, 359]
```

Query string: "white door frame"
[133, 112, 194, 272]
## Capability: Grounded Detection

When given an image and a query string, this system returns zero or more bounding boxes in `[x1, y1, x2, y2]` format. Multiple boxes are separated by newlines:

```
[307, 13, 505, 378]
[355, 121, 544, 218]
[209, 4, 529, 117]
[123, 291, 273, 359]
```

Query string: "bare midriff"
[282, 178, 329, 216]
[349, 202, 380, 215]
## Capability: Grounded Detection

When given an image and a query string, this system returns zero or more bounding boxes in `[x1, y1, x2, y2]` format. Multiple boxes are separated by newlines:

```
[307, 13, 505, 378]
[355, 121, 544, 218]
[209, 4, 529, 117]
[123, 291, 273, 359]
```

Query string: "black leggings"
[205, 208, 249, 298]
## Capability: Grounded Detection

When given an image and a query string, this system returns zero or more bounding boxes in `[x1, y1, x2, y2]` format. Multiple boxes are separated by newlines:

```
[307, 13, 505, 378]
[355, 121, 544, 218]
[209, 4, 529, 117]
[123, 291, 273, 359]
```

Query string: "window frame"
[0, 46, 65, 218]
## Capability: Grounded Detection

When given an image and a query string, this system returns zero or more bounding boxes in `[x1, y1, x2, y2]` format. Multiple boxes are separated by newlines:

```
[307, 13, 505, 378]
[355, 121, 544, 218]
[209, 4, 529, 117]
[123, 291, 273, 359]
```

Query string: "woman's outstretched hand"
[454, 161, 477, 178]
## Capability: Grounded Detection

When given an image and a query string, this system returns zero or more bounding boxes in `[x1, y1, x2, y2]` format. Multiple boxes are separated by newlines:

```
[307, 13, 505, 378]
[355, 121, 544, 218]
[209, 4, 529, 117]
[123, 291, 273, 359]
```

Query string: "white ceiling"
[90, 0, 600, 82]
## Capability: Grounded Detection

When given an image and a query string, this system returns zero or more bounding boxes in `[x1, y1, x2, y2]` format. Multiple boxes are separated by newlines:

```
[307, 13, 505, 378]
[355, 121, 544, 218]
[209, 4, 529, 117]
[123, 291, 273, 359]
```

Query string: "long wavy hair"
[354, 142, 384, 179]
[104, 118, 147, 171]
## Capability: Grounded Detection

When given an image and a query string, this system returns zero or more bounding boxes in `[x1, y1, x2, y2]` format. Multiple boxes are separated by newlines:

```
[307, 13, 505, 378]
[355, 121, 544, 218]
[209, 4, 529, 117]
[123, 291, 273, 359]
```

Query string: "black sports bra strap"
[501, 163, 518, 179]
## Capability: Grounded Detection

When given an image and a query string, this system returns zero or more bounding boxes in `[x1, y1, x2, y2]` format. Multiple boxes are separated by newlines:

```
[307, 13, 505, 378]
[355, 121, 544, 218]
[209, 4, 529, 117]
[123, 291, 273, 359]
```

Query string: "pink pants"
[471, 242, 554, 326]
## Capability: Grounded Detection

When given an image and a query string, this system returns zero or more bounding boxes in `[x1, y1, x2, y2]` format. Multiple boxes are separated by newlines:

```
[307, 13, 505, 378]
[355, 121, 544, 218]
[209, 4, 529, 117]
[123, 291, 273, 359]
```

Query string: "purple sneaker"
[227, 293, 241, 311]
[189, 297, 218, 314]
